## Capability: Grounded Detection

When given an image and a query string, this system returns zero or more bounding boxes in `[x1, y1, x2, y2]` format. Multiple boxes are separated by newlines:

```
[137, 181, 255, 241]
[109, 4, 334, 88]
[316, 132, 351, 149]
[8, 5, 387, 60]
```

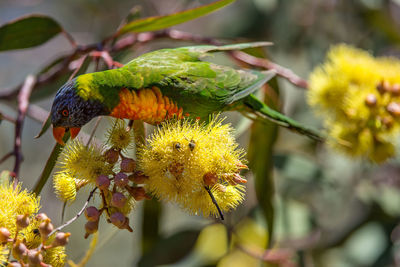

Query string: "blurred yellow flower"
[309, 44, 400, 162]
[138, 116, 247, 217]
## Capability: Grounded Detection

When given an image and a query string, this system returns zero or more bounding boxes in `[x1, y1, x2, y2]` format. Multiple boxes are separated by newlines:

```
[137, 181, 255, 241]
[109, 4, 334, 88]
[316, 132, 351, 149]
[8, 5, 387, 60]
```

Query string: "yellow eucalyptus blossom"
[0, 182, 40, 236]
[309, 44, 400, 162]
[53, 171, 77, 202]
[0, 246, 7, 265]
[138, 116, 247, 217]
[58, 140, 113, 182]
[107, 119, 134, 150]
[43, 246, 67, 267]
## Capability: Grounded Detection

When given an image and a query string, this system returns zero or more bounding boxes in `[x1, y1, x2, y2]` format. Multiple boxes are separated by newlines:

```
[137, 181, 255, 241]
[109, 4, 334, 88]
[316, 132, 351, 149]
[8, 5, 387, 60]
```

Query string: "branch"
[13, 75, 36, 188]
[232, 51, 308, 89]
[49, 187, 97, 236]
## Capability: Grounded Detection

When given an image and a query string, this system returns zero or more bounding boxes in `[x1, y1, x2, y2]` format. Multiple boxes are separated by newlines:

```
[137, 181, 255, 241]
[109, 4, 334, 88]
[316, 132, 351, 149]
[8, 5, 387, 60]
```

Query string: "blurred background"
[1, 0, 400, 266]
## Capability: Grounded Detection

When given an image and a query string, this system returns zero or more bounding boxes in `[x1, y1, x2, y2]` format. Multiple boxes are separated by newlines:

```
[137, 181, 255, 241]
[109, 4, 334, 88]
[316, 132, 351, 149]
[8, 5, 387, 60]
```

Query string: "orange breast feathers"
[110, 87, 183, 124]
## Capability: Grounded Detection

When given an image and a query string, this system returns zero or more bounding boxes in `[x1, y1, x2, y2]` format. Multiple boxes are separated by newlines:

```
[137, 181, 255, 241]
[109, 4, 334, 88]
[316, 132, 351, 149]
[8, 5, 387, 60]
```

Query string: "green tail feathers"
[243, 94, 324, 141]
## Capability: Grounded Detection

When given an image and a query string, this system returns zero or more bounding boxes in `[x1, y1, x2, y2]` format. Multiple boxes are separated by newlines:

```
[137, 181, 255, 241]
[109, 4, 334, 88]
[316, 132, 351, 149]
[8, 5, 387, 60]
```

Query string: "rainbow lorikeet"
[51, 42, 321, 144]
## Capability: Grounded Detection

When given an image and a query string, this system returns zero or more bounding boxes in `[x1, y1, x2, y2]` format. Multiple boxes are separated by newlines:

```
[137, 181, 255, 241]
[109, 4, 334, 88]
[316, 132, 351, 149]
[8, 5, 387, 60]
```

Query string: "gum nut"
[35, 213, 49, 221]
[111, 192, 127, 208]
[12, 240, 28, 259]
[39, 219, 54, 239]
[51, 232, 71, 247]
[104, 148, 119, 164]
[129, 171, 148, 184]
[27, 250, 43, 266]
[114, 172, 129, 187]
[120, 158, 136, 173]
[16, 214, 30, 230]
[96, 175, 110, 190]
[0, 227, 10, 243]
[85, 206, 100, 222]
[365, 94, 377, 107]
[110, 212, 126, 229]
[85, 220, 99, 235]
[387, 102, 400, 117]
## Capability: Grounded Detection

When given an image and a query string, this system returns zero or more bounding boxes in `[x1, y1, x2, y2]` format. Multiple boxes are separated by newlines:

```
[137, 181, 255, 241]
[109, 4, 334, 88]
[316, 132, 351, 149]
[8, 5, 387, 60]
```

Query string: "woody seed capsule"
[12, 239, 28, 260]
[0, 227, 10, 243]
[85, 206, 100, 222]
[111, 192, 127, 208]
[104, 148, 119, 164]
[27, 250, 43, 266]
[110, 212, 126, 228]
[120, 158, 136, 173]
[16, 214, 30, 230]
[365, 94, 377, 107]
[39, 219, 54, 241]
[51, 232, 71, 247]
[84, 220, 99, 239]
[115, 172, 129, 187]
[387, 102, 400, 117]
[96, 175, 110, 190]
[128, 171, 148, 184]
[36, 213, 49, 221]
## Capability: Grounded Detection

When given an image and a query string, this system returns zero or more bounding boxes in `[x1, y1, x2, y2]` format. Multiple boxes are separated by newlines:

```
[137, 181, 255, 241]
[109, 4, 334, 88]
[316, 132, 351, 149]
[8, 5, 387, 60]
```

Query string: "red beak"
[53, 127, 81, 145]
[70, 127, 81, 139]
[53, 127, 66, 145]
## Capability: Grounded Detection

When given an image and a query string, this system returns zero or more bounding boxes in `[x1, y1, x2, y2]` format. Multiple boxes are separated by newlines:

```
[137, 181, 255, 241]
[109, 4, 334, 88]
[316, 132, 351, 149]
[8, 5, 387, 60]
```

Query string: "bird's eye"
[61, 109, 69, 117]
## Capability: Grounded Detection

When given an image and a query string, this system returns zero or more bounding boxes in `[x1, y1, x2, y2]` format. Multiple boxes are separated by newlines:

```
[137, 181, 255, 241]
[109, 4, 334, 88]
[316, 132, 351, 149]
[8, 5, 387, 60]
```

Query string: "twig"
[68, 55, 88, 81]
[62, 30, 77, 48]
[0, 151, 13, 165]
[0, 111, 16, 123]
[87, 117, 102, 146]
[48, 187, 97, 236]
[13, 75, 36, 188]
[204, 186, 224, 220]
[232, 51, 308, 89]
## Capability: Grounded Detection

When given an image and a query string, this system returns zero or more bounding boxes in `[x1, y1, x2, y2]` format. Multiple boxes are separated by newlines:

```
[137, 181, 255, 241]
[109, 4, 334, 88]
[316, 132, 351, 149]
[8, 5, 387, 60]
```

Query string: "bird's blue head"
[50, 78, 107, 145]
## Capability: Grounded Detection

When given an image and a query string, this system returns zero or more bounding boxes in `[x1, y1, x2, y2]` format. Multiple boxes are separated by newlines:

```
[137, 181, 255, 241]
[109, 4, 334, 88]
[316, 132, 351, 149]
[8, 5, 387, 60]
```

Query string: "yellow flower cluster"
[53, 119, 149, 238]
[53, 140, 113, 202]
[0, 182, 67, 266]
[309, 44, 400, 162]
[138, 117, 247, 217]
[0, 183, 40, 236]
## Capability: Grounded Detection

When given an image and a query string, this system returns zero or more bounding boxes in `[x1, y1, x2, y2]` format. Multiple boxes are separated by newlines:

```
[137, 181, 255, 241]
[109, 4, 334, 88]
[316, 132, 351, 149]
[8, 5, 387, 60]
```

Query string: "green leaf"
[138, 230, 201, 267]
[32, 132, 69, 195]
[0, 170, 11, 186]
[0, 15, 63, 51]
[118, 0, 235, 34]
[35, 114, 51, 139]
